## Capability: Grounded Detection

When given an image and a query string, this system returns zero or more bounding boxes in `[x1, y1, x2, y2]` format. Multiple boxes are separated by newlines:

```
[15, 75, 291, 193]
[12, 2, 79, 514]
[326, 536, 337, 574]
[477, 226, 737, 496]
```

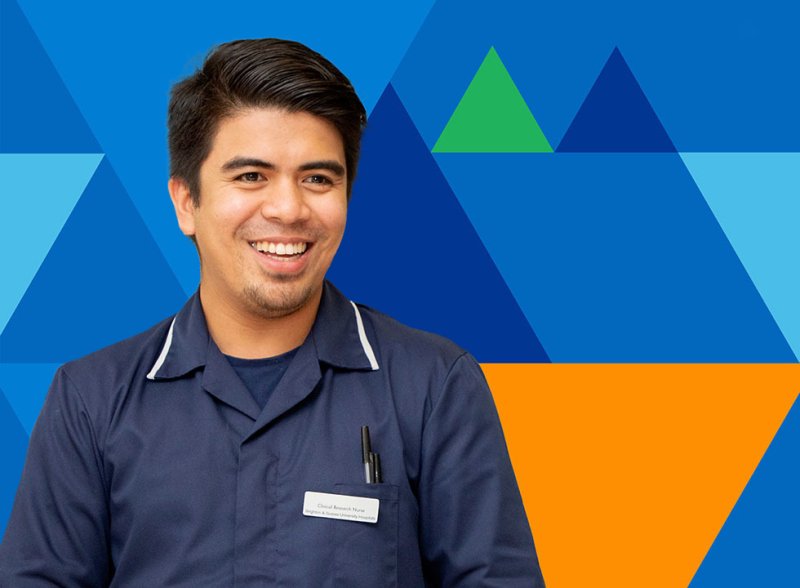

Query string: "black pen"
[371, 452, 382, 484]
[361, 426, 374, 483]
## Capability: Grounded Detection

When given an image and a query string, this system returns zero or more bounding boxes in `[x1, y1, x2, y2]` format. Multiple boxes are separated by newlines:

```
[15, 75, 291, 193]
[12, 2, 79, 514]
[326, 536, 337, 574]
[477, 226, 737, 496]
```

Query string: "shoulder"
[54, 314, 177, 420]
[352, 302, 481, 402]
[61, 314, 175, 384]
[355, 302, 466, 364]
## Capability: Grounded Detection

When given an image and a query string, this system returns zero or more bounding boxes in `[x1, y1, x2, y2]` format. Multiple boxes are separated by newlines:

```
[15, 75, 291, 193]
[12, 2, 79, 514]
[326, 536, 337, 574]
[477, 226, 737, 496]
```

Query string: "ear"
[168, 177, 197, 237]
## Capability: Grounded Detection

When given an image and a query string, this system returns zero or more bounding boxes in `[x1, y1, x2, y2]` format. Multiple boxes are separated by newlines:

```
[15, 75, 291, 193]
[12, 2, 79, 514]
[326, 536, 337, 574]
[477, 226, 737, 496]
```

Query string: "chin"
[243, 281, 317, 319]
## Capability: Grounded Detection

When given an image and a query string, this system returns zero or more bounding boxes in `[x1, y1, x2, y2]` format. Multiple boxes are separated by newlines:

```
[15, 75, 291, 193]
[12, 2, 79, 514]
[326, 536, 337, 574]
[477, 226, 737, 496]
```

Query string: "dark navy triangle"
[557, 47, 676, 152]
[0, 0, 101, 152]
[0, 158, 186, 362]
[328, 85, 549, 362]
[0, 385, 29, 535]
[690, 395, 800, 587]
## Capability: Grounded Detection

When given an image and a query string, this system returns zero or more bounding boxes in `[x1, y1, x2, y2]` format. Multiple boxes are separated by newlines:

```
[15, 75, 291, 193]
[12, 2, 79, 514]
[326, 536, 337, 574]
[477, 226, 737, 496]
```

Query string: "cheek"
[318, 201, 348, 240]
[202, 195, 258, 234]
[217, 192, 257, 219]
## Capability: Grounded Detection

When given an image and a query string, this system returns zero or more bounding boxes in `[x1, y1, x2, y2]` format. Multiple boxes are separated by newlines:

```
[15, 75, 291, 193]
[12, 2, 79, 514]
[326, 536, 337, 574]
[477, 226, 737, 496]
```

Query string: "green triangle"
[433, 47, 553, 153]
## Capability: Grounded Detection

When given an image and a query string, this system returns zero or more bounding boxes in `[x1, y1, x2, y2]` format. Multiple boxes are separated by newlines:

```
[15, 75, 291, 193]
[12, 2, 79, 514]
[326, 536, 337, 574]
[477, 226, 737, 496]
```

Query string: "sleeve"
[0, 367, 112, 587]
[418, 353, 545, 587]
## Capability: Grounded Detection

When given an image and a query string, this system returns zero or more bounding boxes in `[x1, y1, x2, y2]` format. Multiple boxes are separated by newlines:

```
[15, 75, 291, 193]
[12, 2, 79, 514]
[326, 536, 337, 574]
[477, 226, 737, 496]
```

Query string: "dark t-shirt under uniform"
[225, 348, 298, 411]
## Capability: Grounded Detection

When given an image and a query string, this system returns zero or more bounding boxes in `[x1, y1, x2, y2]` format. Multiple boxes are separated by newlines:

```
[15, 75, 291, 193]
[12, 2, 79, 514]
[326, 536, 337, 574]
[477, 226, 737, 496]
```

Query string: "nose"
[260, 177, 311, 225]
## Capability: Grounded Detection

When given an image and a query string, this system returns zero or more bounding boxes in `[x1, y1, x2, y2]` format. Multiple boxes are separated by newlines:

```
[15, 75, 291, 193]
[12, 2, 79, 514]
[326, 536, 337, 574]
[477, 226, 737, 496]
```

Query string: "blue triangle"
[681, 153, 800, 360]
[435, 152, 796, 362]
[0, 154, 103, 334]
[0, 0, 101, 153]
[0, 364, 60, 436]
[557, 48, 676, 152]
[328, 85, 549, 362]
[0, 158, 186, 362]
[0, 385, 29, 536]
[690, 394, 800, 588]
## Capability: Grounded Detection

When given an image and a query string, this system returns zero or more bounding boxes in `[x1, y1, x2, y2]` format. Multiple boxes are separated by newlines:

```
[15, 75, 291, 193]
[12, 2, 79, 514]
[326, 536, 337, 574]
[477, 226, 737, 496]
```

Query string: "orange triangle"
[482, 364, 800, 588]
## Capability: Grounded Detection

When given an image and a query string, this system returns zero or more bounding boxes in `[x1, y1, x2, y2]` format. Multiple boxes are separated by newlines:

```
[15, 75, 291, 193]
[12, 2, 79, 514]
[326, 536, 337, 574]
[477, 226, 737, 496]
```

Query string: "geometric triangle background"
[486, 364, 800, 588]
[0, 158, 186, 363]
[690, 394, 800, 588]
[12, 0, 439, 295]
[0, 385, 29, 536]
[0, 154, 103, 334]
[329, 85, 549, 362]
[435, 152, 796, 362]
[557, 47, 676, 152]
[433, 47, 553, 153]
[0, 0, 101, 153]
[3, 0, 800, 582]
[392, 0, 800, 152]
[0, 364, 60, 436]
[681, 153, 800, 360]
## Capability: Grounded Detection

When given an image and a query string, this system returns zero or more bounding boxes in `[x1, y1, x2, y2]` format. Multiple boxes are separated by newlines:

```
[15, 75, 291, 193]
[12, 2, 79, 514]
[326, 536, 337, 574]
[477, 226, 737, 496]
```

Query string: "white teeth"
[251, 241, 308, 256]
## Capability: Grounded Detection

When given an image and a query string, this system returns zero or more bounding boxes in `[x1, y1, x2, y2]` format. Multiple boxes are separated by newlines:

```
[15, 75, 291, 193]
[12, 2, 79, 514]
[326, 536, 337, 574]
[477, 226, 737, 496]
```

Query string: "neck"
[199, 284, 322, 359]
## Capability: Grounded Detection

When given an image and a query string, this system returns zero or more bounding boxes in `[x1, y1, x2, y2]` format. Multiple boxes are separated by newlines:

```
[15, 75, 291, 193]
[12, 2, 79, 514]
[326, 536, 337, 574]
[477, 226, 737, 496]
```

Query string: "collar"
[146, 280, 379, 381]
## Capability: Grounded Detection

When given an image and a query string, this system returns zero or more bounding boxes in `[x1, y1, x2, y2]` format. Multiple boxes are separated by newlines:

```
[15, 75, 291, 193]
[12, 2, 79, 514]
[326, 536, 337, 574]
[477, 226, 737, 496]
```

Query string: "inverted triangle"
[485, 364, 800, 588]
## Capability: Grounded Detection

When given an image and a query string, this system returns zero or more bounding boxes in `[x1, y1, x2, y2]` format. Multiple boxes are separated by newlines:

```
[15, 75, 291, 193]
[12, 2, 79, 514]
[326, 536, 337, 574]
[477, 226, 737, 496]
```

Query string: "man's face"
[174, 107, 348, 320]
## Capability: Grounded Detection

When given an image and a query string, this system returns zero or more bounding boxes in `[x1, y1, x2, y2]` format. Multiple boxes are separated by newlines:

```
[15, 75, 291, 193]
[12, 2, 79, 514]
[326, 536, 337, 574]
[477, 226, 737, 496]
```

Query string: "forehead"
[206, 107, 345, 164]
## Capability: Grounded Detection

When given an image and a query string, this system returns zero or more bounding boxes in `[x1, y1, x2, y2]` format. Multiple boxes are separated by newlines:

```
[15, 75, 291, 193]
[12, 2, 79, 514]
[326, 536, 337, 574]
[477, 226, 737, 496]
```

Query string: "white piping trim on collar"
[146, 317, 176, 380]
[350, 301, 379, 371]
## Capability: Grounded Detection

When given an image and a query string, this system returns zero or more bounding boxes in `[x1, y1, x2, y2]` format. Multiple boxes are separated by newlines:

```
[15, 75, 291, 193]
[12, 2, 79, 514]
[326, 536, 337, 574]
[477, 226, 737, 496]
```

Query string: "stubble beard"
[241, 271, 318, 320]
[236, 221, 326, 319]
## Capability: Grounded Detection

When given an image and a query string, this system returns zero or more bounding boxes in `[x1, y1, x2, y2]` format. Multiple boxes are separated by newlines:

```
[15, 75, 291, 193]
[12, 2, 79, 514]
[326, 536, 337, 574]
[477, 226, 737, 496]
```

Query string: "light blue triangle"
[0, 154, 103, 334]
[0, 364, 60, 436]
[681, 153, 800, 359]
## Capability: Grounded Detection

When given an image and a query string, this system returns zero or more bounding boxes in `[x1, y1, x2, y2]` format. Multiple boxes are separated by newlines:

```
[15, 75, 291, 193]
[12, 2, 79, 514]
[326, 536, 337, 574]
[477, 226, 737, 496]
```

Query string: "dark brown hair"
[168, 38, 367, 204]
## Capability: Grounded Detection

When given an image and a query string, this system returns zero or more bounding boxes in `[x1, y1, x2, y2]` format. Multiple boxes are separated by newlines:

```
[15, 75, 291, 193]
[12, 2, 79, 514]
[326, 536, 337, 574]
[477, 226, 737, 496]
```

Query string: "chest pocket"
[331, 483, 399, 588]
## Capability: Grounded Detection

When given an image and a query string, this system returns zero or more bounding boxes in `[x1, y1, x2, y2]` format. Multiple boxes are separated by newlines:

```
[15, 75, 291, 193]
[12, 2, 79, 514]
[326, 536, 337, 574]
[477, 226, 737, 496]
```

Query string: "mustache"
[238, 221, 324, 241]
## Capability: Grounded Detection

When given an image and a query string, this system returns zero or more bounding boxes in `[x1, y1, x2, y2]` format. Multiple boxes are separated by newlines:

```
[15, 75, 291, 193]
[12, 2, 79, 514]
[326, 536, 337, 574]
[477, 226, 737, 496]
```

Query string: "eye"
[304, 174, 333, 186]
[237, 171, 264, 183]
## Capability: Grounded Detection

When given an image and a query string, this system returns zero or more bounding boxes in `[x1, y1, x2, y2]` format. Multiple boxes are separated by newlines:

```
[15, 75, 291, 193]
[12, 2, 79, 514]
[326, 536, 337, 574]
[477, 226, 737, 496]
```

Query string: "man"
[0, 39, 545, 586]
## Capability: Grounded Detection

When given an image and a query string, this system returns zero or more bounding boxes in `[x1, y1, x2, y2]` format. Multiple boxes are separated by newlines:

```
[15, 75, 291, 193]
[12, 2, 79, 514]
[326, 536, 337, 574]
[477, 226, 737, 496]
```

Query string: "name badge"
[303, 491, 380, 524]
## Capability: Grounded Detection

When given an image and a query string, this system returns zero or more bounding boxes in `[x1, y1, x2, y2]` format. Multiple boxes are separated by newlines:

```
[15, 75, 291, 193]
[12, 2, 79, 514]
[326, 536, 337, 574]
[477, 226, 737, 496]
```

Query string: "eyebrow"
[221, 157, 275, 171]
[298, 160, 345, 177]
[221, 157, 345, 177]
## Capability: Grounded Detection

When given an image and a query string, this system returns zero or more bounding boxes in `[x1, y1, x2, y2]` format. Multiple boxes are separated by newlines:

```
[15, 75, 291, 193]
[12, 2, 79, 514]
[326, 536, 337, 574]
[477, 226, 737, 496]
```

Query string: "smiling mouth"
[249, 240, 310, 260]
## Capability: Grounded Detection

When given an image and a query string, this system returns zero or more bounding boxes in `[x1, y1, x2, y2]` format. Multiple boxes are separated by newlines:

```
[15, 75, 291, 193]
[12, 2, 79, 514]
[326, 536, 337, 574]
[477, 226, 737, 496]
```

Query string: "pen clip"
[361, 426, 374, 483]
[370, 451, 382, 484]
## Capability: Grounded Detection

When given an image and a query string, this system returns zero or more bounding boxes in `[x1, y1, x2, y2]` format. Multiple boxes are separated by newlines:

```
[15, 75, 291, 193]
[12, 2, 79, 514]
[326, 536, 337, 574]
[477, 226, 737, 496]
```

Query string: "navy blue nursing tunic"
[0, 282, 544, 587]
